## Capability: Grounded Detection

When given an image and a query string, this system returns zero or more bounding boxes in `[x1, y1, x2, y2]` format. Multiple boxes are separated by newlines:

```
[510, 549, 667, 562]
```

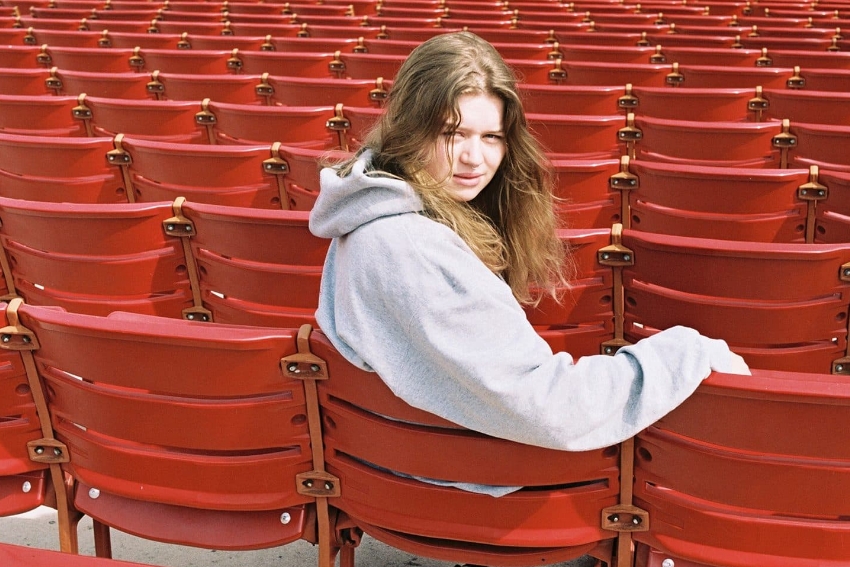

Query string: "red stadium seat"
[527, 228, 617, 356]
[564, 61, 669, 87]
[766, 49, 850, 70]
[0, 94, 86, 136]
[627, 160, 811, 242]
[627, 85, 755, 121]
[225, 48, 338, 77]
[14, 302, 322, 558]
[311, 329, 619, 567]
[551, 158, 623, 229]
[528, 113, 626, 158]
[115, 136, 290, 208]
[73, 95, 209, 143]
[0, 542, 158, 567]
[330, 104, 382, 150]
[262, 75, 388, 107]
[621, 229, 850, 373]
[0, 198, 193, 317]
[328, 50, 405, 79]
[197, 99, 338, 146]
[763, 88, 850, 126]
[21, 28, 102, 48]
[0, 45, 41, 69]
[98, 30, 183, 50]
[0, 68, 52, 96]
[814, 169, 850, 243]
[36, 45, 134, 73]
[519, 83, 624, 115]
[128, 47, 233, 74]
[790, 122, 850, 173]
[631, 114, 792, 167]
[146, 71, 265, 104]
[277, 144, 352, 210]
[0, 133, 127, 203]
[179, 200, 329, 327]
[672, 63, 796, 89]
[634, 367, 850, 566]
[44, 67, 150, 99]
[0, 305, 51, 522]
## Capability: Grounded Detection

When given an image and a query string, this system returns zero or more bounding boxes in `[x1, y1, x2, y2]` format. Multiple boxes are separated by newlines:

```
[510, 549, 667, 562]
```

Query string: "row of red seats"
[3, 61, 850, 100]
[3, 41, 850, 74]
[0, 192, 847, 374]
[0, 234, 848, 567]
[3, 125, 849, 237]
[8, 14, 850, 54]
[2, 94, 848, 169]
[3, 127, 850, 241]
[11, 0, 850, 30]
[5, 77, 850, 125]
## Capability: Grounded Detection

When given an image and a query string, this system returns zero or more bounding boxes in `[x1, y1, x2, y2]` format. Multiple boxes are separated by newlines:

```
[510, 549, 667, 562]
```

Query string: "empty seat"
[814, 169, 850, 243]
[278, 144, 352, 210]
[0, 198, 192, 317]
[179, 200, 329, 327]
[552, 158, 623, 228]
[45, 67, 150, 99]
[631, 114, 791, 167]
[627, 160, 811, 242]
[518, 84, 623, 115]
[0, 45, 41, 69]
[146, 71, 264, 104]
[229, 49, 338, 77]
[0, 94, 86, 137]
[672, 63, 796, 89]
[527, 113, 625, 158]
[68, 95, 206, 143]
[328, 51, 404, 79]
[115, 136, 289, 208]
[627, 85, 755, 121]
[128, 47, 233, 74]
[263, 75, 388, 107]
[790, 122, 850, 173]
[525, 227, 617, 357]
[0, 307, 50, 521]
[14, 302, 320, 558]
[563, 61, 669, 87]
[0, 68, 52, 96]
[0, 133, 127, 203]
[621, 229, 850, 373]
[763, 88, 850, 126]
[634, 367, 850, 566]
[197, 99, 338, 147]
[0, 542, 160, 566]
[36, 45, 135, 73]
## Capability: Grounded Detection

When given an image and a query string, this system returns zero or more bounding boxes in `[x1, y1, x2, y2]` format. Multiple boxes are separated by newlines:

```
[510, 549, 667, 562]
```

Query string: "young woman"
[309, 31, 749, 453]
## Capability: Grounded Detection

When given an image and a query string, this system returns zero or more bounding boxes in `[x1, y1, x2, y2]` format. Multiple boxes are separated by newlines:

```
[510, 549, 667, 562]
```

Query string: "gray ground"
[0, 506, 597, 566]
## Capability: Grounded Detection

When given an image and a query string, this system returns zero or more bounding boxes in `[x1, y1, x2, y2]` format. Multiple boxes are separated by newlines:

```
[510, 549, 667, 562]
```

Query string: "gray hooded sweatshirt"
[309, 150, 741, 453]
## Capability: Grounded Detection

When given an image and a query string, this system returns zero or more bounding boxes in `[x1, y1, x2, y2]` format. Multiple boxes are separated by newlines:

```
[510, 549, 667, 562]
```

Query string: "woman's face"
[425, 92, 507, 202]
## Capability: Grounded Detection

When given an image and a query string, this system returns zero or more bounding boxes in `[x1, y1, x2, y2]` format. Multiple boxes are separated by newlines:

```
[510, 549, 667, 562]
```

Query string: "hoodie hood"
[309, 150, 424, 239]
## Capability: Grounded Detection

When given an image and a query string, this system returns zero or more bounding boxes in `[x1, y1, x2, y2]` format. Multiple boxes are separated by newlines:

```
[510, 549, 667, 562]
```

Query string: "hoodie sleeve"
[320, 212, 740, 452]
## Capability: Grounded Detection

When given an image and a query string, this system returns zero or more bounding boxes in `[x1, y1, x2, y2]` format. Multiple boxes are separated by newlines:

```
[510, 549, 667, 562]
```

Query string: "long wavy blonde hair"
[335, 31, 572, 304]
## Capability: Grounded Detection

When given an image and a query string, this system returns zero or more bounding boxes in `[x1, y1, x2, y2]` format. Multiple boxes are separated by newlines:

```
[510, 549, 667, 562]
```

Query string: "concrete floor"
[0, 506, 598, 567]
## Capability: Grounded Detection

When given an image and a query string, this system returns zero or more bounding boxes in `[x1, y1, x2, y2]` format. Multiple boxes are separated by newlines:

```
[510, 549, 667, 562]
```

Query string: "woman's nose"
[459, 137, 483, 165]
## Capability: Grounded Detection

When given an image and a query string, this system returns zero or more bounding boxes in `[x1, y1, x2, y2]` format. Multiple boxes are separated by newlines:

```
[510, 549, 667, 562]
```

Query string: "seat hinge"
[602, 503, 649, 532]
[281, 325, 328, 381]
[617, 83, 638, 112]
[0, 300, 39, 351]
[296, 471, 341, 498]
[27, 439, 69, 464]
[747, 85, 768, 121]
